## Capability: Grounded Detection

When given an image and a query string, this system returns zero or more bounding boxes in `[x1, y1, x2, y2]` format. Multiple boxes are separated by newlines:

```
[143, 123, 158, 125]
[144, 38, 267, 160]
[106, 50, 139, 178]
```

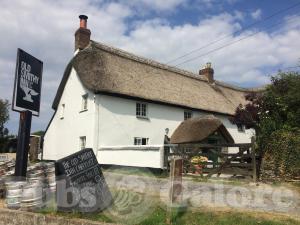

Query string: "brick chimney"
[199, 62, 214, 83]
[75, 15, 91, 51]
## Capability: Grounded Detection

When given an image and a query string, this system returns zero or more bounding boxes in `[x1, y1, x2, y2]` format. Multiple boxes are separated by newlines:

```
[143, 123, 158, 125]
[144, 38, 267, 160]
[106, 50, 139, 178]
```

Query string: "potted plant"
[190, 156, 208, 175]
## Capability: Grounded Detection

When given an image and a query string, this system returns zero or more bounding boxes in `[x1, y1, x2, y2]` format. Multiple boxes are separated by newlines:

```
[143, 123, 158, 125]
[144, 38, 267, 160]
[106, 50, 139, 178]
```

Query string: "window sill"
[79, 109, 88, 113]
[136, 116, 149, 120]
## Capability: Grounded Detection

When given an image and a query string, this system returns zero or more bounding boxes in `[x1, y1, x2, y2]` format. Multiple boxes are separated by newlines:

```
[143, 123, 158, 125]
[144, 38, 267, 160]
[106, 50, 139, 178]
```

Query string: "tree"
[231, 71, 300, 179]
[0, 99, 10, 152]
[32, 130, 45, 136]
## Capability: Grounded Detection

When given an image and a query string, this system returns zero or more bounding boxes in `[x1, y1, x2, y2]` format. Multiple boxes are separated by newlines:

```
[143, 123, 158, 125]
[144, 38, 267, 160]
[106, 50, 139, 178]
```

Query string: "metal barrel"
[4, 161, 57, 210]
[45, 162, 56, 191]
[21, 183, 44, 211]
[5, 180, 27, 209]
[43, 162, 56, 208]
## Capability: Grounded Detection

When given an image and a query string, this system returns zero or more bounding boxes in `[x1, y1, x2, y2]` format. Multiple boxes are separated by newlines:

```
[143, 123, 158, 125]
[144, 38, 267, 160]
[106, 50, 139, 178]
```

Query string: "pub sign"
[12, 48, 43, 116]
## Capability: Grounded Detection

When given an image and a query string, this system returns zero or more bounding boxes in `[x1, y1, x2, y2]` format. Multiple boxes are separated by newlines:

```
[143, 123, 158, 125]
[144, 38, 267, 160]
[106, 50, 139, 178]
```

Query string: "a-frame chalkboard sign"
[55, 148, 112, 212]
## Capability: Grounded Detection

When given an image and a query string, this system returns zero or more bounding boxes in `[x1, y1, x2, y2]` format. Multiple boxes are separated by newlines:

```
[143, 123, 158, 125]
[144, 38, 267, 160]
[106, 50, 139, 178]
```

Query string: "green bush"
[264, 129, 300, 179]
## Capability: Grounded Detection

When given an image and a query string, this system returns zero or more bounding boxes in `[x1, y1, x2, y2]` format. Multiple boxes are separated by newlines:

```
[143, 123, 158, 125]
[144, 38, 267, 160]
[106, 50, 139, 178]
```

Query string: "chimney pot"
[75, 15, 91, 51]
[199, 62, 214, 83]
[79, 15, 88, 28]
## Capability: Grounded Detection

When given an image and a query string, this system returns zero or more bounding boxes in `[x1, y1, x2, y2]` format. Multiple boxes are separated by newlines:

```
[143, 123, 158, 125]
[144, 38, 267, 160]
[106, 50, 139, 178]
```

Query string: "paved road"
[103, 171, 300, 217]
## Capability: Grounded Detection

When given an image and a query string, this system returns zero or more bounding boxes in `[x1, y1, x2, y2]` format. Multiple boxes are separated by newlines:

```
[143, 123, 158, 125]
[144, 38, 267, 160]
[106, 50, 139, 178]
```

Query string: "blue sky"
[1, 0, 300, 134]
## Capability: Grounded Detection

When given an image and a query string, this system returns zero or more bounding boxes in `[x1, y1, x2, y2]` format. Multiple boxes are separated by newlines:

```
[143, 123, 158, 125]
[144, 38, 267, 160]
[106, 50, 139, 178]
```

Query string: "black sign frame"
[12, 48, 43, 116]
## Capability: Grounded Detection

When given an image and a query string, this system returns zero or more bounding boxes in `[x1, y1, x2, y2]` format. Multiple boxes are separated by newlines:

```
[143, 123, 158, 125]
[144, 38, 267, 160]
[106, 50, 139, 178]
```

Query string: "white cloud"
[251, 9, 262, 20]
[1, 0, 299, 134]
[132, 0, 184, 11]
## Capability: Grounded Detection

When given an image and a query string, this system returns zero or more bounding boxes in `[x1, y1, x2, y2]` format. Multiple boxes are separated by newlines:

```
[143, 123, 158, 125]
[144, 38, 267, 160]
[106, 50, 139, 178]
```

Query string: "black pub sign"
[12, 48, 43, 116]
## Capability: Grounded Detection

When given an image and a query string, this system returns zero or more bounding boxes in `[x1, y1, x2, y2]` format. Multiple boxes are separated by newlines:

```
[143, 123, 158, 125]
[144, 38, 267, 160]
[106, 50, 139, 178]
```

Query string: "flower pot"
[193, 164, 202, 174]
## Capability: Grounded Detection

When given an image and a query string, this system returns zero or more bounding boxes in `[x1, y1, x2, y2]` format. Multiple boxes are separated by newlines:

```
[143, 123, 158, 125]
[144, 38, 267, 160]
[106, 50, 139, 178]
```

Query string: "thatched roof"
[53, 40, 261, 115]
[170, 115, 234, 144]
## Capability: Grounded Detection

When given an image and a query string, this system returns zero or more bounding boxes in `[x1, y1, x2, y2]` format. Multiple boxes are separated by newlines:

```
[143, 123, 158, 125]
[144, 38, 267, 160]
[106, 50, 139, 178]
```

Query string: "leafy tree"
[231, 71, 300, 179]
[32, 130, 45, 136]
[0, 99, 10, 152]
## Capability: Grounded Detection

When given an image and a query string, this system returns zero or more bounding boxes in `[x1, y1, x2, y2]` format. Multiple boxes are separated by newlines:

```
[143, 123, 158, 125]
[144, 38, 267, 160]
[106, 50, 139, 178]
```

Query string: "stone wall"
[0, 208, 118, 225]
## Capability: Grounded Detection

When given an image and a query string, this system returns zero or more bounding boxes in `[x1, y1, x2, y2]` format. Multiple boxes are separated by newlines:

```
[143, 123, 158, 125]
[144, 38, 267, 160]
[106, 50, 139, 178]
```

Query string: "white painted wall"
[96, 95, 254, 168]
[44, 70, 254, 167]
[43, 69, 95, 160]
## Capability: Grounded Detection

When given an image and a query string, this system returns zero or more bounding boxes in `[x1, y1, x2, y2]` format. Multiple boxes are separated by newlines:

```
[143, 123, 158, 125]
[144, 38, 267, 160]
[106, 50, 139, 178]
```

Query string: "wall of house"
[43, 69, 96, 160]
[96, 95, 254, 168]
[43, 69, 254, 166]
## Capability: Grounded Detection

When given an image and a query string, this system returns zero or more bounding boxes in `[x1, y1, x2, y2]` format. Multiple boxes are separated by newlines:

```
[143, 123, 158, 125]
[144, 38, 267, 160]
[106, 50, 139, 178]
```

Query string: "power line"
[174, 14, 300, 67]
[165, 2, 300, 65]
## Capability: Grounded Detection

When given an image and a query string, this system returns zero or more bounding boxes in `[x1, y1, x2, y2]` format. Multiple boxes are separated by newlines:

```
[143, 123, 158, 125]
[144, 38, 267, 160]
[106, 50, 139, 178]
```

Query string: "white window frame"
[60, 103, 65, 119]
[79, 136, 86, 150]
[134, 137, 149, 145]
[136, 102, 148, 118]
[81, 94, 88, 112]
[184, 110, 193, 120]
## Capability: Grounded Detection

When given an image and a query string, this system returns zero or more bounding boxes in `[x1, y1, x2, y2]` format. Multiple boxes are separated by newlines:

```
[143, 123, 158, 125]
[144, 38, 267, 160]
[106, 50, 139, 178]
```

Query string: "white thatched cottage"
[43, 15, 256, 168]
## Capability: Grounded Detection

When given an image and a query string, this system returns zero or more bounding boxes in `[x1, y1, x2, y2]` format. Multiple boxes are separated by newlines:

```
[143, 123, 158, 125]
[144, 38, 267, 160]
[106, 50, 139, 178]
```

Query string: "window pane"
[184, 111, 192, 120]
[82, 94, 88, 110]
[142, 104, 146, 116]
[84, 99, 87, 109]
[60, 104, 65, 118]
[136, 103, 140, 116]
[134, 137, 149, 145]
[80, 136, 86, 149]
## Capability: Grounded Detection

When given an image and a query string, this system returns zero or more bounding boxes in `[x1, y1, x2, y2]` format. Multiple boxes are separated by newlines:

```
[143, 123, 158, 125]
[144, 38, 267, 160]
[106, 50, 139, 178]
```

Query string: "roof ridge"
[90, 40, 207, 81]
[90, 40, 260, 92]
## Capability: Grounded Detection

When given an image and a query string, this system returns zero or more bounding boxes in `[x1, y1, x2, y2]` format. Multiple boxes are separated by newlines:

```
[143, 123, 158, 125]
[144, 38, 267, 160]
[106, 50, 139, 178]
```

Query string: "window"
[134, 137, 149, 145]
[237, 124, 245, 132]
[184, 111, 193, 120]
[81, 94, 88, 111]
[136, 102, 147, 118]
[79, 136, 86, 150]
[60, 104, 65, 119]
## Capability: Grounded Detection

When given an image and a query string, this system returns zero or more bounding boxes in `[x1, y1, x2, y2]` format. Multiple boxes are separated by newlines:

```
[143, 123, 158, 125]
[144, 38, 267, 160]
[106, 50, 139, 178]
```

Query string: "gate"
[166, 137, 257, 182]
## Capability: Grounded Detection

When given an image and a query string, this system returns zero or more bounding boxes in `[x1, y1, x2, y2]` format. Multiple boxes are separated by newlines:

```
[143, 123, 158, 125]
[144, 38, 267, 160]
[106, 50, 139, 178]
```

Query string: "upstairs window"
[136, 102, 147, 118]
[184, 111, 193, 120]
[134, 137, 149, 145]
[237, 124, 245, 132]
[60, 104, 65, 119]
[79, 136, 86, 150]
[81, 94, 88, 111]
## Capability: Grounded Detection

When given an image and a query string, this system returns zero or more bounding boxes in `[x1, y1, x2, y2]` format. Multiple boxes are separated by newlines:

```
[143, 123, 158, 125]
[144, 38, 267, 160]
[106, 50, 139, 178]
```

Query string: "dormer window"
[184, 111, 193, 120]
[81, 94, 88, 111]
[237, 124, 245, 132]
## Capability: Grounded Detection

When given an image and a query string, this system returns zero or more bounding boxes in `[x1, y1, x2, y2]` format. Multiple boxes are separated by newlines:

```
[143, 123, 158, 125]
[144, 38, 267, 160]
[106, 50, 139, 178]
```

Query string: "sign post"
[12, 48, 43, 177]
[167, 156, 183, 224]
[15, 111, 32, 177]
